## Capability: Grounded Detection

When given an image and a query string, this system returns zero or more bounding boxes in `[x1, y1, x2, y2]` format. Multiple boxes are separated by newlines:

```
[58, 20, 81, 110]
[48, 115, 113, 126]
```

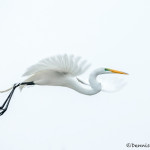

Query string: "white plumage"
[1, 54, 128, 94]
[20, 54, 91, 91]
[0, 54, 128, 116]
[23, 54, 90, 77]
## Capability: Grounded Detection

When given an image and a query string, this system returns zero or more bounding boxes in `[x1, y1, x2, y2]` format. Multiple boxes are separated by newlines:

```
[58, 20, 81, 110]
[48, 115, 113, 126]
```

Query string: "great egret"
[0, 54, 128, 116]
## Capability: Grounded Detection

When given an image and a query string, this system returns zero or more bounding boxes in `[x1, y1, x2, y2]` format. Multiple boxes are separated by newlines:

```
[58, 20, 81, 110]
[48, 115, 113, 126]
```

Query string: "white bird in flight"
[0, 54, 128, 116]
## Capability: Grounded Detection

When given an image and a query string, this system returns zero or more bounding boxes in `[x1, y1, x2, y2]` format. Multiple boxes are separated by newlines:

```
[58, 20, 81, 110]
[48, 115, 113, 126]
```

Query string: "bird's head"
[89, 67, 128, 93]
[104, 68, 128, 75]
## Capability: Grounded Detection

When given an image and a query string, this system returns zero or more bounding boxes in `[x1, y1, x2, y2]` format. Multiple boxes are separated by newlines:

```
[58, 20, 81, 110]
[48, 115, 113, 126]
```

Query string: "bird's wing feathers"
[23, 54, 91, 77]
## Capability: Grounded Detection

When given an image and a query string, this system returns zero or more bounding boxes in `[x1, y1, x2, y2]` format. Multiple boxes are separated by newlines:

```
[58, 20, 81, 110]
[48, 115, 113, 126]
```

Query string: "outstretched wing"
[23, 54, 91, 77]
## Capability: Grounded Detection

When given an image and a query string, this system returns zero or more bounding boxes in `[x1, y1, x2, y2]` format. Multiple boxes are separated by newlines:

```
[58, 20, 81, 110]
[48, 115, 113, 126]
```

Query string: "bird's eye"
[105, 68, 110, 71]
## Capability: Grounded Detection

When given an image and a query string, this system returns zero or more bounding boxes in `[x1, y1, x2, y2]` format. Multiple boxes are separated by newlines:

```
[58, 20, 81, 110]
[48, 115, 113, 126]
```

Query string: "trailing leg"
[0, 82, 34, 116]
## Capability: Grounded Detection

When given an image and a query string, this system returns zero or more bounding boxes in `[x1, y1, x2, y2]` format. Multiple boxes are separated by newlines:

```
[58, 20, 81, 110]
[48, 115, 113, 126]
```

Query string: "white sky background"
[0, 0, 150, 150]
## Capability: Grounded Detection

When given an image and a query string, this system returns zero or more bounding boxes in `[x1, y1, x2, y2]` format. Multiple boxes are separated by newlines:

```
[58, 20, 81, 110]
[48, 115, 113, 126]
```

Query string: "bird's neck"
[89, 68, 103, 90]
[67, 79, 100, 95]
[67, 68, 103, 95]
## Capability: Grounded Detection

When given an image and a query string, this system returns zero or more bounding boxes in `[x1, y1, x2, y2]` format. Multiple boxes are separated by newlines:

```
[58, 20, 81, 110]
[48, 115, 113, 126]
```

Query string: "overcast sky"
[0, 0, 150, 150]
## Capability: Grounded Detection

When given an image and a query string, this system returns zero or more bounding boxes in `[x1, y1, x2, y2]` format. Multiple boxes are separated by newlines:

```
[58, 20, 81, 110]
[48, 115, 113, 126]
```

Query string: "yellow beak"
[106, 68, 128, 75]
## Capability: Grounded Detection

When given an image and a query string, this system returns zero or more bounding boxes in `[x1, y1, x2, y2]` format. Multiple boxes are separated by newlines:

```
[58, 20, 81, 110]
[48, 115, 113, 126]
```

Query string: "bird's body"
[23, 70, 69, 87]
[20, 54, 92, 94]
[20, 55, 100, 95]
[0, 54, 128, 116]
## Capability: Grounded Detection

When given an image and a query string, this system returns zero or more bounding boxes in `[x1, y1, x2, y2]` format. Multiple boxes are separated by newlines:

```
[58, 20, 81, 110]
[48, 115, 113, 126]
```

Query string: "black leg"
[0, 81, 34, 116]
[0, 85, 16, 109]
[0, 85, 16, 116]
